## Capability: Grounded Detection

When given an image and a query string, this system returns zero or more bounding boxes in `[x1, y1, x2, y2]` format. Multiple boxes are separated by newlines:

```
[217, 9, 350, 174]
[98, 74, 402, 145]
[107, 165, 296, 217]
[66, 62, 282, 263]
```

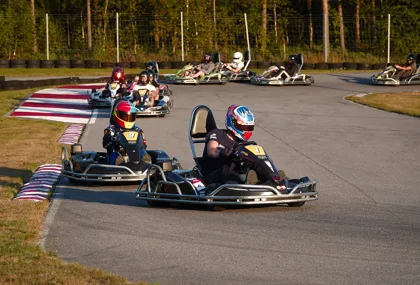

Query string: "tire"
[116, 62, 130, 68]
[343, 62, 357, 70]
[101, 62, 115, 68]
[305, 77, 313, 86]
[172, 61, 186, 69]
[257, 61, 271, 69]
[130, 61, 143, 68]
[302, 63, 314, 70]
[26, 60, 40, 68]
[40, 60, 54, 68]
[85, 60, 100, 68]
[247, 61, 258, 69]
[328, 63, 343, 70]
[55, 60, 71, 68]
[357, 63, 372, 70]
[0, 59, 10, 68]
[287, 201, 306, 207]
[147, 199, 170, 207]
[70, 59, 85, 68]
[372, 63, 386, 70]
[158, 61, 172, 69]
[314, 62, 328, 70]
[10, 59, 26, 68]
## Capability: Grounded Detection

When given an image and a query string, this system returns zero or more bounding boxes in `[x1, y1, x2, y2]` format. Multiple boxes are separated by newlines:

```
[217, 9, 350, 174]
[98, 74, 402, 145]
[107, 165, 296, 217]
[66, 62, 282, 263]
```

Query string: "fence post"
[181, 12, 184, 61]
[323, 12, 329, 63]
[244, 13, 250, 57]
[116, 12, 119, 63]
[46, 13, 49, 60]
[387, 14, 391, 64]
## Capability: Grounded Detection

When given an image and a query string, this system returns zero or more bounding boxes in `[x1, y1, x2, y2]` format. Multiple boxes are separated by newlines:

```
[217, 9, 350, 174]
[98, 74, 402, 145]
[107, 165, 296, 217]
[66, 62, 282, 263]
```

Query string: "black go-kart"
[136, 105, 318, 209]
[251, 54, 314, 86]
[61, 129, 180, 183]
[370, 54, 420, 86]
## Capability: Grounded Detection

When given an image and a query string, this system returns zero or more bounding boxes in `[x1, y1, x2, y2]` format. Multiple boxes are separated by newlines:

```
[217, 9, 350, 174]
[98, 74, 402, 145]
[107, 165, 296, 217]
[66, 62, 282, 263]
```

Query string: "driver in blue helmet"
[202, 104, 258, 186]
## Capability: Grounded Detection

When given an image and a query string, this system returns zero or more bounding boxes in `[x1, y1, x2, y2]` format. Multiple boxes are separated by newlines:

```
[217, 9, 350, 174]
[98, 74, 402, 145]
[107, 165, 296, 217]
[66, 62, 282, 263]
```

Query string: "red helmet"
[112, 101, 137, 129]
[111, 67, 125, 82]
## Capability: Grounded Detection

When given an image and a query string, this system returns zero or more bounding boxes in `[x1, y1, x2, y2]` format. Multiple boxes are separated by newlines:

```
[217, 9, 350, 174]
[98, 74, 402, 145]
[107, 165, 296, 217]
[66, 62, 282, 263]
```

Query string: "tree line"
[0, 0, 419, 63]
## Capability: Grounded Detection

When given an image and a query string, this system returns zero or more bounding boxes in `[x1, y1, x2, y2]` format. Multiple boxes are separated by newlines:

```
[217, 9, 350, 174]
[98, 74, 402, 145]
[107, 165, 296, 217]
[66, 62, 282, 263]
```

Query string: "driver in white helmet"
[224, 52, 245, 74]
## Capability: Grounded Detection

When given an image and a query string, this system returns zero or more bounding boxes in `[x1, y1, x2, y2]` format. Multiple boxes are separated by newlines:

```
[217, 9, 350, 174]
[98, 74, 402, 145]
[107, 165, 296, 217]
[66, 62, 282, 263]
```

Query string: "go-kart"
[222, 50, 256, 82]
[88, 81, 122, 108]
[370, 55, 420, 86]
[127, 88, 173, 117]
[61, 129, 180, 183]
[167, 52, 228, 85]
[136, 105, 318, 209]
[251, 54, 314, 86]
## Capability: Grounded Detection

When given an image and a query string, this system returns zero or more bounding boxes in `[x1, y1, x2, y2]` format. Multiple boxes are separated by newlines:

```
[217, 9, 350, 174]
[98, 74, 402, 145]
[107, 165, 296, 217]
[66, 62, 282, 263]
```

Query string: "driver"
[103, 100, 148, 165]
[283, 54, 299, 78]
[191, 53, 215, 79]
[202, 104, 258, 186]
[132, 70, 159, 107]
[224, 52, 245, 74]
[101, 66, 127, 98]
[392, 54, 416, 81]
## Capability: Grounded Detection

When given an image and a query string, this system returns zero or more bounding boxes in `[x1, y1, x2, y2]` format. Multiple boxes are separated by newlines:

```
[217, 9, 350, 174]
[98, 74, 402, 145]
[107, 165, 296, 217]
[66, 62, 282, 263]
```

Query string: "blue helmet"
[225, 105, 255, 141]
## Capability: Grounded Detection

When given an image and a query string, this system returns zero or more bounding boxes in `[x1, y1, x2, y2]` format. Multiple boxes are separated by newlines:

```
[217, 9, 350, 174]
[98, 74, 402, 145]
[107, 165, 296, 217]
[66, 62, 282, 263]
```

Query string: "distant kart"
[87, 82, 121, 108]
[127, 87, 173, 117]
[222, 50, 256, 82]
[370, 55, 420, 86]
[167, 52, 228, 85]
[251, 54, 314, 86]
[61, 131, 180, 183]
[136, 105, 318, 209]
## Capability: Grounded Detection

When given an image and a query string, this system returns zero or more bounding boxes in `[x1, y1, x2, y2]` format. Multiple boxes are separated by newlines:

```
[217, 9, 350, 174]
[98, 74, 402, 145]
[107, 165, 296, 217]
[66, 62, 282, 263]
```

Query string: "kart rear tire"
[287, 201, 305, 207]
[147, 200, 170, 207]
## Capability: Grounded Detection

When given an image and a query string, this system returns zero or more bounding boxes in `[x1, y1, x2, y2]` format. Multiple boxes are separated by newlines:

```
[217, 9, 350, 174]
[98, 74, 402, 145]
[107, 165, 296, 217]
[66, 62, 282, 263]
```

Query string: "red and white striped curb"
[10, 84, 104, 124]
[13, 164, 62, 201]
[58, 124, 85, 144]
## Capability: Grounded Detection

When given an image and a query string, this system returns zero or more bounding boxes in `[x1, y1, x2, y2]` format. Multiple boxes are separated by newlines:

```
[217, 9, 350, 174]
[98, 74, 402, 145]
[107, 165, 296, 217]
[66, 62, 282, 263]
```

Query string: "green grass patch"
[0, 88, 149, 284]
[347, 92, 420, 117]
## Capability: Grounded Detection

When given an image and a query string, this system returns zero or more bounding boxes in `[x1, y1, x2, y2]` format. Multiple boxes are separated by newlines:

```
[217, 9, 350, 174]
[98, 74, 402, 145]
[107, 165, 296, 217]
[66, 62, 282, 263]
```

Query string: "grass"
[0, 67, 377, 78]
[347, 92, 420, 117]
[0, 88, 149, 284]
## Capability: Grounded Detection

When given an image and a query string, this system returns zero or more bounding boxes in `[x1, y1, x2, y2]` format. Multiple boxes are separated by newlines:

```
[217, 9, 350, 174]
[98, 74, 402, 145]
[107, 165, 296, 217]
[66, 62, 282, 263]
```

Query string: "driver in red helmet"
[103, 100, 148, 164]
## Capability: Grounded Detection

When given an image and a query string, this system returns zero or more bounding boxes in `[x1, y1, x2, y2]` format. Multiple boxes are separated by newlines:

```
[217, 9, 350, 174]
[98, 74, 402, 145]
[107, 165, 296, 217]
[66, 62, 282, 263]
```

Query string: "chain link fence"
[1, 12, 416, 65]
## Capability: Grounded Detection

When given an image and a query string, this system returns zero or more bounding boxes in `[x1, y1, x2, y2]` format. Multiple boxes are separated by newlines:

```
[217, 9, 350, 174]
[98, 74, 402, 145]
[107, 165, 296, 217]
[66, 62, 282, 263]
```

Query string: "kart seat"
[295, 53, 304, 75]
[414, 53, 420, 75]
[189, 105, 217, 175]
[243, 50, 251, 71]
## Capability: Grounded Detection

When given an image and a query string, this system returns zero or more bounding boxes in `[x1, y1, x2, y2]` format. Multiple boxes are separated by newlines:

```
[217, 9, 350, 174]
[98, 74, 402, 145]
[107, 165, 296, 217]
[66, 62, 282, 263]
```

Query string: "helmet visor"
[233, 119, 254, 132]
[117, 110, 136, 122]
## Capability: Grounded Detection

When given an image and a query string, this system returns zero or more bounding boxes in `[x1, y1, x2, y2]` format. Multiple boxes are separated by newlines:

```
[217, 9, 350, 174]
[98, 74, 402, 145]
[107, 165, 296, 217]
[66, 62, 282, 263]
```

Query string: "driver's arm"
[206, 140, 221, 158]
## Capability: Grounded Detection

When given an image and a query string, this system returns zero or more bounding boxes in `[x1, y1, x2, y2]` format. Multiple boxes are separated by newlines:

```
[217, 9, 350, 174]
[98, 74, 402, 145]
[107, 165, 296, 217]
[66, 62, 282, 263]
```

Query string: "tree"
[338, 0, 345, 52]
[30, 0, 38, 53]
[87, 0, 92, 54]
[261, 0, 267, 57]
[307, 0, 313, 49]
[355, 0, 360, 47]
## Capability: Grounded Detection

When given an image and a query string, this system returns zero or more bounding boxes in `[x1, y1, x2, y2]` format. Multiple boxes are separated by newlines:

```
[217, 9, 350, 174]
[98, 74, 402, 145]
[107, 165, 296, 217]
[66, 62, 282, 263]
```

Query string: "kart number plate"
[123, 132, 138, 142]
[245, 145, 266, 156]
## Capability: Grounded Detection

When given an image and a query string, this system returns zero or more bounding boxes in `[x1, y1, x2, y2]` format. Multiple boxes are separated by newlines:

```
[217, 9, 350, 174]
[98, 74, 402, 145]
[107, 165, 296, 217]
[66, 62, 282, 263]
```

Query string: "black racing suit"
[102, 125, 148, 164]
[202, 129, 241, 185]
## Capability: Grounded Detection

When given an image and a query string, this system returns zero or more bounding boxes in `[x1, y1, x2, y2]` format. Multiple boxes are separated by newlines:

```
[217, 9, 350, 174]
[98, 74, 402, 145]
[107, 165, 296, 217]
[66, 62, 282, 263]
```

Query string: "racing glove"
[218, 145, 236, 164]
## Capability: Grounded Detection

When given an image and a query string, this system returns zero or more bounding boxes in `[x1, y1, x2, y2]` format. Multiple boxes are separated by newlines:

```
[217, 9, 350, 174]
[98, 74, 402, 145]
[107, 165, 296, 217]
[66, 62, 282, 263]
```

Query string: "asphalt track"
[43, 73, 420, 285]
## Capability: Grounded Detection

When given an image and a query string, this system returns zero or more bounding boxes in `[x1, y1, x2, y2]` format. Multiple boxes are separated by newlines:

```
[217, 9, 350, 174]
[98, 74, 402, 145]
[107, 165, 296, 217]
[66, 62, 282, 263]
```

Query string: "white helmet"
[233, 52, 243, 63]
